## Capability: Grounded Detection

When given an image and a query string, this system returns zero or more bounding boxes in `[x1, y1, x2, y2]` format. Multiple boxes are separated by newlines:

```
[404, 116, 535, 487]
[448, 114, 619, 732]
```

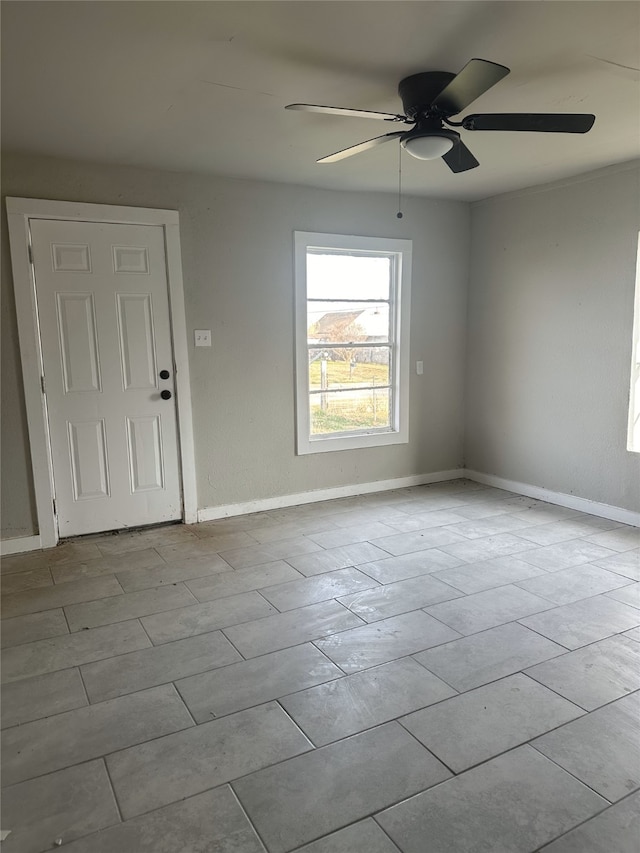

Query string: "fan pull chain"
[397, 144, 403, 219]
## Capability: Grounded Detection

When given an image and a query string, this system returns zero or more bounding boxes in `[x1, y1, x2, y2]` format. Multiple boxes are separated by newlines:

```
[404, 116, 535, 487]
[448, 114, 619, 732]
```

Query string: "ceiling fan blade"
[317, 132, 405, 163]
[286, 104, 406, 122]
[432, 58, 510, 115]
[462, 113, 596, 133]
[442, 141, 480, 173]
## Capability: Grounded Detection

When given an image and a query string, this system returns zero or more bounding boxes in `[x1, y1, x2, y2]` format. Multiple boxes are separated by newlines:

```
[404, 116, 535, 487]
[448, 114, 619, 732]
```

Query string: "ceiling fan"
[285, 58, 595, 173]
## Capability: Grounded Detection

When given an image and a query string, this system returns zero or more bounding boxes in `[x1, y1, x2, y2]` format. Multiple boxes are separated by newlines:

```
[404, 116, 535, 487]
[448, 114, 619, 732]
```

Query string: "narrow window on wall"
[294, 232, 412, 455]
[628, 233, 640, 452]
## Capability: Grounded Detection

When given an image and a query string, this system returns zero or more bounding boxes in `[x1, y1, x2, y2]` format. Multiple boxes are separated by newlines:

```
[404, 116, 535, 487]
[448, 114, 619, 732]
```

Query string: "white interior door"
[30, 218, 183, 537]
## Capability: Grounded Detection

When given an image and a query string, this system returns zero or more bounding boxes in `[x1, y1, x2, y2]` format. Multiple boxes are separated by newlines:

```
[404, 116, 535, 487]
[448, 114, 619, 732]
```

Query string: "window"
[628, 233, 640, 452]
[294, 231, 412, 454]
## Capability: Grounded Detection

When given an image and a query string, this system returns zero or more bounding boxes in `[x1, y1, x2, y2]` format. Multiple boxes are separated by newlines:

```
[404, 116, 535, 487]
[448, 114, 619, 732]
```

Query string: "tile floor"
[1, 480, 640, 853]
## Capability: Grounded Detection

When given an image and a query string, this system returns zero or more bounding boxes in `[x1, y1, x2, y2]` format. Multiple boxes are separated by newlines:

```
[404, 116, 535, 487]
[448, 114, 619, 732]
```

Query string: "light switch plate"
[416, 360, 424, 375]
[195, 330, 211, 347]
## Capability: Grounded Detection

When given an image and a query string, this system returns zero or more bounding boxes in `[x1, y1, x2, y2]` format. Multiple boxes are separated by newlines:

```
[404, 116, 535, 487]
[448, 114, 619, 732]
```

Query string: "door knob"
[159, 370, 170, 380]
[160, 389, 172, 400]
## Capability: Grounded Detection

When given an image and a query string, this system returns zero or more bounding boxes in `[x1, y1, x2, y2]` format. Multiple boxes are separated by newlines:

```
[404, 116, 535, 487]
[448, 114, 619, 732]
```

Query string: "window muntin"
[295, 232, 411, 454]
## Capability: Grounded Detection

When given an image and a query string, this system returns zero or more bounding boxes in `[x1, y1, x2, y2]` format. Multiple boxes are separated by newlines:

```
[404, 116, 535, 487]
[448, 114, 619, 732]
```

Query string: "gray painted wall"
[465, 163, 640, 512]
[1, 152, 469, 538]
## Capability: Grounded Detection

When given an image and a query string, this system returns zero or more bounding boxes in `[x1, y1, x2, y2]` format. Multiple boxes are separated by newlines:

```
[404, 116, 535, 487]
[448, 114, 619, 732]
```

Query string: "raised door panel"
[56, 293, 102, 393]
[116, 293, 157, 391]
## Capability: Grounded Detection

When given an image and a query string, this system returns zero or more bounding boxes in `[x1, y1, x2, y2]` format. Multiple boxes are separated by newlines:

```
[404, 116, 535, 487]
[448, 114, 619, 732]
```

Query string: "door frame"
[6, 197, 198, 548]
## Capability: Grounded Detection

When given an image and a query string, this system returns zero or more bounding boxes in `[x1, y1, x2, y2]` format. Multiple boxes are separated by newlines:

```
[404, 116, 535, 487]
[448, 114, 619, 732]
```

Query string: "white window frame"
[627, 232, 640, 453]
[294, 231, 412, 455]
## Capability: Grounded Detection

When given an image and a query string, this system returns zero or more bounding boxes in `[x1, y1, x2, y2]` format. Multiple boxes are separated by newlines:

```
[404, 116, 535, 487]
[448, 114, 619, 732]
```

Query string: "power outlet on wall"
[194, 330, 211, 347]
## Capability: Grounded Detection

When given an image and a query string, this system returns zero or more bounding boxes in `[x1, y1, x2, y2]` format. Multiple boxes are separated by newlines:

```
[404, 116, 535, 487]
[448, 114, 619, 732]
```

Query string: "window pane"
[309, 347, 390, 391]
[310, 387, 391, 435]
[307, 253, 391, 301]
[307, 303, 390, 345]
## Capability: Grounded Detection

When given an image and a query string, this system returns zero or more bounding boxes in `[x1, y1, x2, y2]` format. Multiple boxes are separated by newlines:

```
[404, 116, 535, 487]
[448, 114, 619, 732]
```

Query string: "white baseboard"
[197, 469, 466, 522]
[4, 468, 636, 554]
[465, 470, 640, 527]
[0, 535, 42, 556]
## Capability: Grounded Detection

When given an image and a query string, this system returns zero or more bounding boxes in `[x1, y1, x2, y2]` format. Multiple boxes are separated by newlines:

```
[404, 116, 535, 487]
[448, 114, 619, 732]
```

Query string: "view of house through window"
[295, 232, 412, 455]
[307, 251, 393, 435]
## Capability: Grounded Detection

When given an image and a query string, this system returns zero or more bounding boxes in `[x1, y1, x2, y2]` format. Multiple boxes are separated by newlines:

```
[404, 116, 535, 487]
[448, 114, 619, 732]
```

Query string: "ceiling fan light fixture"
[401, 134, 455, 160]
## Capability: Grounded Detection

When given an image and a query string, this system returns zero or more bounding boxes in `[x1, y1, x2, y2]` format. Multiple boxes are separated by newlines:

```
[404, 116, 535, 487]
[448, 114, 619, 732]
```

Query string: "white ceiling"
[2, 1, 639, 201]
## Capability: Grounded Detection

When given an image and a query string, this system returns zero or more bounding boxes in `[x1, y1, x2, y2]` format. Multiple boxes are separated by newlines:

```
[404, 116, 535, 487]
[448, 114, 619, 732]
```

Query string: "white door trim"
[6, 197, 197, 548]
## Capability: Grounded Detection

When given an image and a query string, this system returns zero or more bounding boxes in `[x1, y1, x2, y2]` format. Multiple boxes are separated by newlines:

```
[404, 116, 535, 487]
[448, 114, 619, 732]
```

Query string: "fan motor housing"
[398, 71, 456, 118]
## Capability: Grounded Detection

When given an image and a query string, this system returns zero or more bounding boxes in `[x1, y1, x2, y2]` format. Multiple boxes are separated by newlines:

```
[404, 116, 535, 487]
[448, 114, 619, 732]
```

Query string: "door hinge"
[41, 375, 46, 394]
[28, 243, 34, 265]
[52, 499, 57, 516]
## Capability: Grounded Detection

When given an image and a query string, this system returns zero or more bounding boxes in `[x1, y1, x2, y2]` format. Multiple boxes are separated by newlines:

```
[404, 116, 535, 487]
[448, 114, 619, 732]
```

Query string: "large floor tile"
[383, 508, 469, 533]
[177, 642, 342, 721]
[1, 575, 123, 619]
[356, 549, 462, 584]
[539, 791, 640, 852]
[219, 537, 323, 570]
[526, 635, 640, 710]
[519, 595, 640, 649]
[593, 548, 640, 581]
[186, 561, 303, 601]
[156, 532, 257, 561]
[1, 608, 68, 649]
[0, 760, 120, 853]
[586, 527, 640, 553]
[96, 525, 197, 556]
[51, 548, 165, 584]
[294, 819, 400, 853]
[40, 540, 105, 566]
[439, 533, 536, 563]
[315, 610, 460, 673]
[107, 701, 312, 819]
[1, 667, 87, 729]
[327, 507, 411, 528]
[223, 599, 363, 658]
[308, 522, 415, 549]
[624, 625, 640, 642]
[533, 691, 640, 801]
[2, 683, 193, 786]
[247, 517, 338, 544]
[369, 527, 466, 557]
[286, 542, 391, 577]
[261, 567, 380, 612]
[2, 567, 52, 596]
[281, 657, 456, 746]
[401, 673, 583, 772]
[81, 630, 241, 702]
[515, 518, 621, 547]
[0, 541, 101, 574]
[424, 584, 553, 635]
[58, 785, 266, 853]
[606, 581, 640, 609]
[233, 722, 451, 853]
[64, 583, 196, 630]
[337, 573, 462, 622]
[445, 513, 544, 540]
[140, 590, 277, 644]
[431, 555, 547, 595]
[115, 553, 231, 591]
[376, 745, 607, 853]
[1, 619, 151, 683]
[517, 539, 618, 571]
[413, 622, 566, 692]
[515, 563, 633, 605]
